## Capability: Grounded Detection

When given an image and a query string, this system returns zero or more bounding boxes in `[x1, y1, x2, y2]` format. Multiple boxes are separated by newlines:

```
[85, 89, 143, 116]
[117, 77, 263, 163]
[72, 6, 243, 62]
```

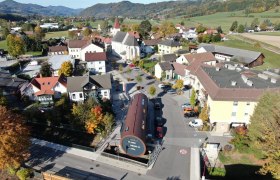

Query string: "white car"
[181, 102, 192, 109]
[189, 119, 203, 127]
[133, 67, 140, 71]
[158, 84, 166, 89]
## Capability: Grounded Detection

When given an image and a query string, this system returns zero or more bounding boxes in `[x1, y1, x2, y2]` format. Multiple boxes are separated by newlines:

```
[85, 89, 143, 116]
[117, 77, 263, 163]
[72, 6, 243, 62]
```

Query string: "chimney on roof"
[231, 81, 237, 86]
[271, 78, 277, 84]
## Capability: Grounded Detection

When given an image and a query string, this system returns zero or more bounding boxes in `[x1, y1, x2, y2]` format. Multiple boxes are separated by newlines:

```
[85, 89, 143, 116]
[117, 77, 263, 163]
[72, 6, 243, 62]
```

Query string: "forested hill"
[80, 0, 280, 18]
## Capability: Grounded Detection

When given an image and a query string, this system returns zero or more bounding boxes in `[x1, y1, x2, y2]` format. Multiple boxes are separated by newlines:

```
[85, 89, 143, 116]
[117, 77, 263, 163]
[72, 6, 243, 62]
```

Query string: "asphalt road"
[27, 145, 160, 180]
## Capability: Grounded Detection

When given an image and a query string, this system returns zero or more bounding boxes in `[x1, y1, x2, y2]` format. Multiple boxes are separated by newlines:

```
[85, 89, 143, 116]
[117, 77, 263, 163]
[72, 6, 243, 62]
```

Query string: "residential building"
[176, 52, 216, 66]
[48, 46, 68, 56]
[40, 23, 59, 29]
[67, 74, 112, 102]
[20, 61, 41, 78]
[141, 39, 161, 54]
[175, 24, 186, 33]
[111, 31, 140, 61]
[85, 52, 107, 74]
[68, 40, 104, 60]
[154, 62, 173, 80]
[172, 62, 189, 85]
[161, 54, 177, 63]
[48, 55, 75, 76]
[0, 70, 27, 96]
[158, 39, 182, 55]
[21, 75, 67, 104]
[197, 43, 265, 67]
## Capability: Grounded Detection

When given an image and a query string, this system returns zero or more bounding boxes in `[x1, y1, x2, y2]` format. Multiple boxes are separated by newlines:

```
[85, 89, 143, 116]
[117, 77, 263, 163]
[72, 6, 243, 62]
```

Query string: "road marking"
[179, 149, 188, 155]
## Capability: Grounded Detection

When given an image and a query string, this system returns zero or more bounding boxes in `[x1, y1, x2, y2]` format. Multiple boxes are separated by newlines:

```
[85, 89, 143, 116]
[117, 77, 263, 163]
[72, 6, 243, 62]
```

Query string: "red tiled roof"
[49, 46, 68, 52]
[143, 39, 162, 46]
[114, 18, 120, 29]
[85, 52, 107, 62]
[204, 29, 218, 34]
[184, 52, 215, 64]
[32, 75, 66, 96]
[172, 62, 187, 76]
[68, 40, 89, 48]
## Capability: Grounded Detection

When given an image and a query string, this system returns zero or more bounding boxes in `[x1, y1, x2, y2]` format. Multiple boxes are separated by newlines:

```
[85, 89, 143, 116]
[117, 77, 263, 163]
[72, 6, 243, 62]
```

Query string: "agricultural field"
[215, 38, 280, 69]
[45, 31, 68, 39]
[240, 33, 280, 47]
[170, 6, 280, 32]
[254, 31, 280, 36]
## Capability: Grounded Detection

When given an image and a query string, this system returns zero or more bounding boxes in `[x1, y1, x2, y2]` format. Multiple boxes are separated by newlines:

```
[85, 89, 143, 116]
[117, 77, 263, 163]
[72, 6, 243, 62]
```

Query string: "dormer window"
[42, 83, 45, 85]
[48, 82, 50, 85]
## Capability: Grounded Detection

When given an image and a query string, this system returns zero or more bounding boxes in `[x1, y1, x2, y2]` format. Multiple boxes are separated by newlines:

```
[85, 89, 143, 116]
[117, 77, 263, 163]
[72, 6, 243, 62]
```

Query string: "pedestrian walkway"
[96, 125, 121, 153]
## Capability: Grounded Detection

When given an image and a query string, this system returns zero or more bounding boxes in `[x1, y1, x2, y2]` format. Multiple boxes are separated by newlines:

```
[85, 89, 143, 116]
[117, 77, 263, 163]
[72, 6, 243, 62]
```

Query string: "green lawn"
[254, 31, 280, 36]
[45, 31, 68, 39]
[25, 51, 42, 56]
[0, 40, 7, 50]
[214, 38, 280, 69]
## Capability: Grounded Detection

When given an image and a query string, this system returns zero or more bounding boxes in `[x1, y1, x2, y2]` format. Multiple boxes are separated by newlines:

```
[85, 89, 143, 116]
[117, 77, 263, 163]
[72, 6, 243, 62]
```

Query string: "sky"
[0, 0, 172, 9]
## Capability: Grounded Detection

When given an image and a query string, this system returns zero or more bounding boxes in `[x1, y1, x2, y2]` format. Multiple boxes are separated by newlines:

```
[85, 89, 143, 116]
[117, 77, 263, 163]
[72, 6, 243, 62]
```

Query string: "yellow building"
[158, 39, 182, 55]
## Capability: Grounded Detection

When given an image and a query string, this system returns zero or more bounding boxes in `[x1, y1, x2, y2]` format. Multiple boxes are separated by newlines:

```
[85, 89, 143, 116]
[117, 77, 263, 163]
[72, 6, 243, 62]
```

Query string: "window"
[99, 67, 102, 70]
[72, 94, 76, 99]
[79, 93, 83, 98]
[48, 82, 50, 85]
[104, 91, 107, 96]
[42, 83, 45, 85]
[233, 101, 238, 106]
[231, 112, 236, 116]
[99, 61, 101, 64]
[244, 113, 249, 116]
[246, 102, 250, 106]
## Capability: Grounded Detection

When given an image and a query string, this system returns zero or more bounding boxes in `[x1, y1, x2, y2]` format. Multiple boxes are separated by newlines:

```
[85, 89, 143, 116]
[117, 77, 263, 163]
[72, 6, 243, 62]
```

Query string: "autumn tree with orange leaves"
[0, 106, 30, 170]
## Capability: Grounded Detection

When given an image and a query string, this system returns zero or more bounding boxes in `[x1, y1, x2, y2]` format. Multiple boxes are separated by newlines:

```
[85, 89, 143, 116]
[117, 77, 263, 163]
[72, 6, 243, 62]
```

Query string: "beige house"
[154, 62, 173, 80]
[158, 39, 182, 55]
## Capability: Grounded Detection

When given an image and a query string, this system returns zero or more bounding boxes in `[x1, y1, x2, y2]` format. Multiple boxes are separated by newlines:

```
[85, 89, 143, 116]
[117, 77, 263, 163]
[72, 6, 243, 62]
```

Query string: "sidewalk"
[31, 138, 99, 160]
[190, 147, 201, 180]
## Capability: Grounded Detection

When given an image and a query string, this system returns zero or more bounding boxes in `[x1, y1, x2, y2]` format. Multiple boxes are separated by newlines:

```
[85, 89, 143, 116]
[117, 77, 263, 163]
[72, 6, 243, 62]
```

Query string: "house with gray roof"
[158, 39, 182, 55]
[197, 43, 265, 68]
[111, 31, 140, 61]
[67, 74, 111, 102]
[154, 62, 173, 80]
[161, 54, 177, 62]
[0, 70, 27, 96]
[48, 55, 75, 76]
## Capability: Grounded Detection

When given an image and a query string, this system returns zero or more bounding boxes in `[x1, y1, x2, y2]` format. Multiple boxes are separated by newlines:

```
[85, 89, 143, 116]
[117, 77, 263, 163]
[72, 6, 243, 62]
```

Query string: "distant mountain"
[0, 0, 83, 16]
[80, 1, 192, 18]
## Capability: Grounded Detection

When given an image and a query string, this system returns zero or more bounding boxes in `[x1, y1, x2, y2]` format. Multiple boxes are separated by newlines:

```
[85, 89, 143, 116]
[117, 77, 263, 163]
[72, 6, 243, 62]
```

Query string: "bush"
[208, 167, 226, 177]
[223, 144, 233, 152]
[7, 166, 18, 175]
[235, 126, 247, 135]
[16, 168, 31, 180]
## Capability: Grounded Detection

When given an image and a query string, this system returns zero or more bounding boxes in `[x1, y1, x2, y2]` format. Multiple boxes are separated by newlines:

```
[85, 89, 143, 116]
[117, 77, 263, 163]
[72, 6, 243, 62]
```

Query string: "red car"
[129, 64, 135, 68]
[156, 126, 163, 138]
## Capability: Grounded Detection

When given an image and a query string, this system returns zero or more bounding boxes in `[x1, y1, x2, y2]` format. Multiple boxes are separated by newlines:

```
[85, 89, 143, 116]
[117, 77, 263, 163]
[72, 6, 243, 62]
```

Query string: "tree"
[196, 24, 207, 33]
[211, 34, 221, 42]
[136, 75, 142, 83]
[100, 20, 109, 32]
[237, 24, 245, 33]
[6, 34, 25, 58]
[85, 106, 104, 134]
[0, 106, 30, 170]
[161, 71, 166, 81]
[216, 26, 223, 34]
[82, 27, 92, 37]
[148, 85, 156, 97]
[34, 25, 45, 40]
[72, 98, 98, 125]
[202, 34, 211, 43]
[260, 21, 268, 31]
[158, 21, 177, 37]
[172, 79, 184, 90]
[2, 27, 10, 39]
[130, 24, 140, 32]
[68, 31, 77, 40]
[101, 113, 114, 136]
[230, 21, 238, 31]
[199, 103, 209, 122]
[40, 62, 52, 77]
[139, 60, 144, 69]
[247, 92, 280, 179]
[58, 61, 73, 76]
[251, 18, 259, 29]
[118, 64, 123, 72]
[139, 20, 152, 39]
[0, 95, 7, 106]
[190, 88, 196, 107]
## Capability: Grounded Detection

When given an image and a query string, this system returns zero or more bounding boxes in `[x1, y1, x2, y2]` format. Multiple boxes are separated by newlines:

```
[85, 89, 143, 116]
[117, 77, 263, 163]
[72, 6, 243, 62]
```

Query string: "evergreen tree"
[190, 88, 196, 107]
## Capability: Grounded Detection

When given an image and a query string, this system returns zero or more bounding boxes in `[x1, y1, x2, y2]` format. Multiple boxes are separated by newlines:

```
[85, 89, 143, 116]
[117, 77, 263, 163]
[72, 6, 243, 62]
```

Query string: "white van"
[189, 119, 203, 127]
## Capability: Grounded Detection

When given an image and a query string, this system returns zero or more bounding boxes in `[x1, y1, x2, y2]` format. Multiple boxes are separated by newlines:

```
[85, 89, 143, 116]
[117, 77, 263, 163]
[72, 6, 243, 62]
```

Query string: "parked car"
[184, 111, 199, 118]
[183, 107, 194, 113]
[129, 64, 135, 68]
[167, 89, 176, 94]
[158, 84, 166, 89]
[140, 53, 146, 58]
[156, 126, 164, 138]
[145, 76, 153, 80]
[181, 102, 192, 109]
[155, 117, 164, 126]
[133, 67, 140, 71]
[154, 102, 161, 109]
[189, 119, 203, 127]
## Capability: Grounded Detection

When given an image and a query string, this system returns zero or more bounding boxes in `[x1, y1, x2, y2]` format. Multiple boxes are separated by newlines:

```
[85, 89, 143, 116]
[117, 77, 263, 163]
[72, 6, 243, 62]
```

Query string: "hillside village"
[0, 1, 280, 180]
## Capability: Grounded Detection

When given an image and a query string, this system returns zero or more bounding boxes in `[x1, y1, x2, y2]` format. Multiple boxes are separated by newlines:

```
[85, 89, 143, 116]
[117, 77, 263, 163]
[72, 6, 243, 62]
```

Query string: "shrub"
[208, 167, 226, 177]
[7, 166, 18, 175]
[235, 126, 247, 135]
[223, 144, 233, 152]
[16, 168, 31, 180]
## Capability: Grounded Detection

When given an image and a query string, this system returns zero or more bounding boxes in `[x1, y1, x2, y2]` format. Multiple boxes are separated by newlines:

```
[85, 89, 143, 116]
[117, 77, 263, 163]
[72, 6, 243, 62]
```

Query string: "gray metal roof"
[124, 35, 138, 46]
[0, 72, 27, 89]
[158, 39, 181, 47]
[159, 62, 173, 71]
[67, 74, 111, 92]
[48, 55, 74, 71]
[112, 31, 127, 43]
[198, 43, 263, 64]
